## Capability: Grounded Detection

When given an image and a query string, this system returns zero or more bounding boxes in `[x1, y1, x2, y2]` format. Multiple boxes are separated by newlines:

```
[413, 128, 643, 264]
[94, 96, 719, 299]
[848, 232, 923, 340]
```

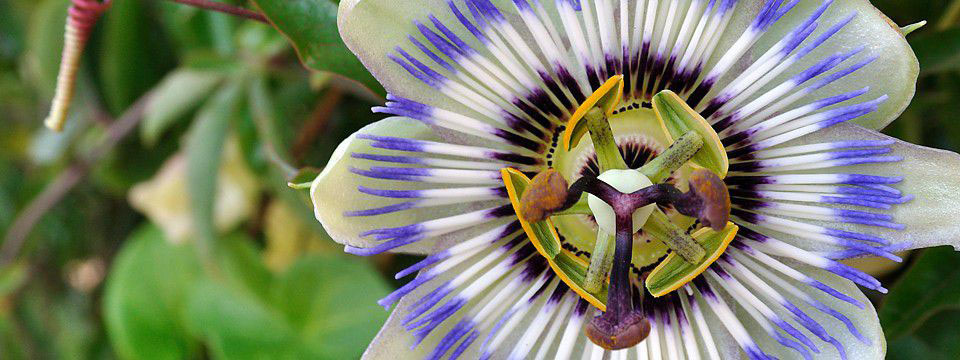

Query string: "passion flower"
[311, 0, 960, 358]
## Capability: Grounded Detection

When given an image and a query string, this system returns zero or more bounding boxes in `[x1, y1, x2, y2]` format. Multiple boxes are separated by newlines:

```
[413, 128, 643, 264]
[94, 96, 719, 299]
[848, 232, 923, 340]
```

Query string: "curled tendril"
[44, 0, 112, 132]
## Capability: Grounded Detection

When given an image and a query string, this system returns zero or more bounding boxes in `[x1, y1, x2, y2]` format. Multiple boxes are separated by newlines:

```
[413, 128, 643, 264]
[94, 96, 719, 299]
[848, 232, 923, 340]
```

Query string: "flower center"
[502, 76, 734, 350]
[549, 109, 699, 268]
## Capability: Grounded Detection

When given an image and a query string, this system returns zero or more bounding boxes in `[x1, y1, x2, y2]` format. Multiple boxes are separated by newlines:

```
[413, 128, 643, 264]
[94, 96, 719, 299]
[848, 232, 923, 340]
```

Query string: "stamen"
[638, 130, 703, 183]
[586, 108, 630, 172]
[583, 229, 615, 294]
[652, 90, 729, 178]
[643, 209, 707, 263]
[563, 75, 628, 172]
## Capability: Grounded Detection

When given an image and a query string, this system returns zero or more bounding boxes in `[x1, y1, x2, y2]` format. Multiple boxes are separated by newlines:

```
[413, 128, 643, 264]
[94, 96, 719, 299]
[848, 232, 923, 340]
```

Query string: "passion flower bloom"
[311, 0, 960, 358]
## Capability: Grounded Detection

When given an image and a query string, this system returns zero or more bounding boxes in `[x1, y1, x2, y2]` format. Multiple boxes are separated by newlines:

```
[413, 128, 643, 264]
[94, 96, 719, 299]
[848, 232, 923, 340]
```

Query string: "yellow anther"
[501, 167, 607, 311]
[645, 222, 739, 297]
[651, 90, 729, 178]
[563, 75, 625, 151]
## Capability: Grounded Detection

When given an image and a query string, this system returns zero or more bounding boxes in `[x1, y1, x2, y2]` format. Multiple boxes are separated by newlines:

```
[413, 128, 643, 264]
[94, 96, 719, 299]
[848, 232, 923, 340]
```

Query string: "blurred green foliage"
[858, 1, 960, 358]
[0, 0, 388, 358]
[0, 0, 959, 359]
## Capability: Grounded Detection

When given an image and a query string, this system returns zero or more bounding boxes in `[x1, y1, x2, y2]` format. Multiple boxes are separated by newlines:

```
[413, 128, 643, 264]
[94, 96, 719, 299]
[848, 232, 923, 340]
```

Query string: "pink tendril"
[44, 0, 112, 132]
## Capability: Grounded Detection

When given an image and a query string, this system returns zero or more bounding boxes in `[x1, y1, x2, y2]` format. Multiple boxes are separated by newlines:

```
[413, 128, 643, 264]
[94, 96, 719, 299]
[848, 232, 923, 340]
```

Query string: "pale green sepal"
[775, 123, 960, 253]
[311, 117, 501, 255]
[337, 0, 492, 124]
[728, 0, 918, 130]
[362, 271, 465, 359]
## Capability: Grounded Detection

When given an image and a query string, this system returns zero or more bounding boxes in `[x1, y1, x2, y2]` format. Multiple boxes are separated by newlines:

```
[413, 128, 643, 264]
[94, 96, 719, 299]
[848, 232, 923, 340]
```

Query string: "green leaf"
[156, 2, 212, 53]
[205, 10, 236, 56]
[910, 28, 960, 76]
[272, 255, 391, 358]
[880, 246, 960, 339]
[248, 76, 296, 176]
[185, 279, 297, 359]
[0, 1, 26, 62]
[103, 225, 202, 360]
[888, 310, 960, 360]
[141, 69, 225, 146]
[249, 0, 384, 95]
[185, 254, 391, 360]
[185, 80, 244, 250]
[104, 227, 385, 360]
[215, 233, 275, 303]
[0, 263, 26, 298]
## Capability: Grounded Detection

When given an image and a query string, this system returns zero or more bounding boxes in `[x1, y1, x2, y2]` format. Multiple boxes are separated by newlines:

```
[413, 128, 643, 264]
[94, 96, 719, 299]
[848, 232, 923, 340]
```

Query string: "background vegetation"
[0, 0, 958, 358]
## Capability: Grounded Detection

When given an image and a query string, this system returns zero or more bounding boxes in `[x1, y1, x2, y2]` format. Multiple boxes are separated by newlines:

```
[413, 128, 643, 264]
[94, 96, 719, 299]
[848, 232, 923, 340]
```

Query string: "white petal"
[311, 117, 513, 254]
[705, 0, 917, 130]
[782, 123, 960, 252]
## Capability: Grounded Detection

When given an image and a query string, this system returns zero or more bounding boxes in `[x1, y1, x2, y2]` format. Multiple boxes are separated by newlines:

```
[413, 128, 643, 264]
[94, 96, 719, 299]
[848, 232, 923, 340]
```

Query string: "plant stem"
[1, 93, 153, 267]
[166, 0, 269, 24]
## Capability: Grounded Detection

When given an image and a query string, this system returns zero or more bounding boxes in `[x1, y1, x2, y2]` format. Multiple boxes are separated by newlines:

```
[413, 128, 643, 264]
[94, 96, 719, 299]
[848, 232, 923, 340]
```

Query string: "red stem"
[168, 0, 269, 23]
